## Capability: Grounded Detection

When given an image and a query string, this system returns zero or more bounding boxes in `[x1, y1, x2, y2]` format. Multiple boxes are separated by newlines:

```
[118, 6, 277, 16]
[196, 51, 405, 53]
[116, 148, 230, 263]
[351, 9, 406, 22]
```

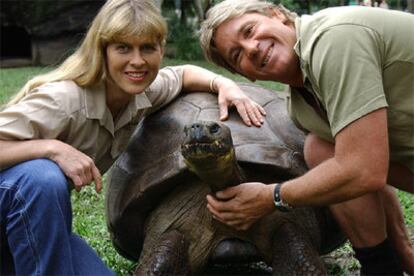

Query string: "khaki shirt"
[0, 66, 184, 173]
[288, 7, 414, 171]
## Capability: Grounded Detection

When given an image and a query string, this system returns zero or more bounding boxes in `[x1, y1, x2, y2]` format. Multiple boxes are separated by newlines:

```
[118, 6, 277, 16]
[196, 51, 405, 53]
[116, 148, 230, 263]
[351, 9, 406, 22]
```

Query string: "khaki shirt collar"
[115, 91, 152, 131]
[84, 83, 112, 129]
[293, 16, 317, 94]
[84, 83, 152, 135]
[293, 17, 309, 85]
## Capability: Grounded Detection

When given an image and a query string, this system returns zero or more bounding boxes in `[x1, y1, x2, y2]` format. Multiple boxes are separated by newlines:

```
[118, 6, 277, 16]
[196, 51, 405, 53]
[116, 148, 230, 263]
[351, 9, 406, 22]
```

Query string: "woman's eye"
[116, 44, 129, 53]
[141, 44, 157, 52]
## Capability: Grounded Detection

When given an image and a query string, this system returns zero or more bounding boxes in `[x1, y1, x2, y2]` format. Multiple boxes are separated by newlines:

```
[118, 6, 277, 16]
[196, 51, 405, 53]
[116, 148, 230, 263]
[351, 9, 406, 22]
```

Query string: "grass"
[0, 66, 51, 103]
[0, 59, 412, 275]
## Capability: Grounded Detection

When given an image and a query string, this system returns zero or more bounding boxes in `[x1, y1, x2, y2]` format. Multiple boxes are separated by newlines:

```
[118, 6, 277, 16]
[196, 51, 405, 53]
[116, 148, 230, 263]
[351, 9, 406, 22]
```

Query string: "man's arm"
[281, 107, 388, 205]
[207, 108, 389, 229]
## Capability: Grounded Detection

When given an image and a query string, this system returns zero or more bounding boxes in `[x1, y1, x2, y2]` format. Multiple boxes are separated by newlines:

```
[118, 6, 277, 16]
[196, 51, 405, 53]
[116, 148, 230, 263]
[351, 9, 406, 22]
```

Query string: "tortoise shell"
[105, 83, 308, 260]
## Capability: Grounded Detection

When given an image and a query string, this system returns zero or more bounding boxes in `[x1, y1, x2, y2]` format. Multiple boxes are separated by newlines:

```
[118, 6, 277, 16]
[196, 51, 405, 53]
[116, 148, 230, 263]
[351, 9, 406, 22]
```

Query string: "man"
[199, 0, 414, 274]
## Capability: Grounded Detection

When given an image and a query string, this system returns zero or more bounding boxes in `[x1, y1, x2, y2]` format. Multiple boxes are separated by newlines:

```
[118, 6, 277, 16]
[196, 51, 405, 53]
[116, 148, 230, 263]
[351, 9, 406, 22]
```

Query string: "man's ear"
[243, 73, 256, 82]
[268, 7, 289, 24]
[236, 69, 256, 82]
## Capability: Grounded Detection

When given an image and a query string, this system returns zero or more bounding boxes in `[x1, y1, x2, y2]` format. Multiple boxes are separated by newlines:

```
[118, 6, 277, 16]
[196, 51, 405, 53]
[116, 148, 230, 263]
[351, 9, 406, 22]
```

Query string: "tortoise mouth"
[182, 121, 234, 162]
[181, 140, 232, 160]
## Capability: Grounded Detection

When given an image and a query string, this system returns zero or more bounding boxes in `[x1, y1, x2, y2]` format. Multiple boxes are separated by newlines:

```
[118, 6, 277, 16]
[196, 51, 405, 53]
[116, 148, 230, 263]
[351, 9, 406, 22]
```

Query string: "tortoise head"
[182, 120, 233, 165]
[181, 121, 243, 191]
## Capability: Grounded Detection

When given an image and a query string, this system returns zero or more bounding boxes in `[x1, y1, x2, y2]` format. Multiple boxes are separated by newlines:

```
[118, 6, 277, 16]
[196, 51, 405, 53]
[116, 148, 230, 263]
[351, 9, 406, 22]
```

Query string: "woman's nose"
[130, 49, 145, 66]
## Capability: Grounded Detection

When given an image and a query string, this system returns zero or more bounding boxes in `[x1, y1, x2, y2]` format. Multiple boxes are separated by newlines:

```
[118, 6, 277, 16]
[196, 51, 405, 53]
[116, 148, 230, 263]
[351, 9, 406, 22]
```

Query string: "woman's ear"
[269, 7, 289, 24]
[159, 44, 165, 57]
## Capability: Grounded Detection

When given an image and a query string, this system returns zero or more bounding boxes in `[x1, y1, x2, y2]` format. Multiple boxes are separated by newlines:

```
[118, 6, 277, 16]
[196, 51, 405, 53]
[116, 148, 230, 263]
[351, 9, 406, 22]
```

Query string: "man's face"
[214, 9, 301, 85]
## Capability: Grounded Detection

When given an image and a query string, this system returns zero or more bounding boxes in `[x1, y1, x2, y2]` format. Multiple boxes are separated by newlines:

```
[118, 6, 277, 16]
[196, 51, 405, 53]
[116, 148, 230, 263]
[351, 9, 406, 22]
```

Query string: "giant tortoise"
[105, 83, 345, 275]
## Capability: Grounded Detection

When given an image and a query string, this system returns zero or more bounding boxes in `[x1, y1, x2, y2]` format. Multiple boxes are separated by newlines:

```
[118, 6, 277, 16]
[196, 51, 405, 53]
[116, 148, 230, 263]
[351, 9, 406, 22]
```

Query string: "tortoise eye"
[210, 123, 220, 134]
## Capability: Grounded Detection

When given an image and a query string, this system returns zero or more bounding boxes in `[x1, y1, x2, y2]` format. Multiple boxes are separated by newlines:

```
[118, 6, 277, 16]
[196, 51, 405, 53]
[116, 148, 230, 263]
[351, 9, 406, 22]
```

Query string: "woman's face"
[105, 37, 163, 99]
[214, 9, 301, 85]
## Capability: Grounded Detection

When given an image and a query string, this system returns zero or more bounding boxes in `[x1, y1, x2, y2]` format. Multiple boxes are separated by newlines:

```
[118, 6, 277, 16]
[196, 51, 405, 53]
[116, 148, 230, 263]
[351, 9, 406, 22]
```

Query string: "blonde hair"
[7, 0, 167, 106]
[199, 0, 296, 74]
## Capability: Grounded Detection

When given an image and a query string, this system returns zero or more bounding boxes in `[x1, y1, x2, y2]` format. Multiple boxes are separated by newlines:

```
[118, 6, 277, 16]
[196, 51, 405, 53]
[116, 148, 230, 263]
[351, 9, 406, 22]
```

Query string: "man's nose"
[243, 40, 259, 58]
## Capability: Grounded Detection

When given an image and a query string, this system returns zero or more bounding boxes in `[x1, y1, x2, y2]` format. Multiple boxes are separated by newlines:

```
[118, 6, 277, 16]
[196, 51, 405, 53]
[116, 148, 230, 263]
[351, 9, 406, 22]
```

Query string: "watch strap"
[273, 183, 292, 212]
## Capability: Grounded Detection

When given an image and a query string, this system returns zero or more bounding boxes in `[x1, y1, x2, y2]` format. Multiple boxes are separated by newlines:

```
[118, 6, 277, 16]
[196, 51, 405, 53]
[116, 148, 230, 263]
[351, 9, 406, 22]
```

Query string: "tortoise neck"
[185, 149, 246, 193]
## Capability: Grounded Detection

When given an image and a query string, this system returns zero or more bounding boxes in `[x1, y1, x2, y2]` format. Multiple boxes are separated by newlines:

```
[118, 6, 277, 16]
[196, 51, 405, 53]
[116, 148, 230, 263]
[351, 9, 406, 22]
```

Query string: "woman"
[0, 0, 265, 274]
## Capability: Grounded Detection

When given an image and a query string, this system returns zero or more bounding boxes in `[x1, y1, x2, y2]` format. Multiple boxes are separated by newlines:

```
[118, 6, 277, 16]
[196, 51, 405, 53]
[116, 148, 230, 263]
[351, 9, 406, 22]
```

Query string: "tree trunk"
[194, 0, 204, 22]
[154, 0, 163, 9]
[407, 0, 413, 12]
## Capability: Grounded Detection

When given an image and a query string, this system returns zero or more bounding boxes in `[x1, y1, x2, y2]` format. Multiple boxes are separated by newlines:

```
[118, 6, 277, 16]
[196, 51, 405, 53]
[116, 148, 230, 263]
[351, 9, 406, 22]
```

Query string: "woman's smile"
[125, 70, 147, 82]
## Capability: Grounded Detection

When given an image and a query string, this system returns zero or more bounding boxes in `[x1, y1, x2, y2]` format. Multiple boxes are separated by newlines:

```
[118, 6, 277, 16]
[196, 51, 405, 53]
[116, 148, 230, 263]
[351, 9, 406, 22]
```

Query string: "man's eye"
[244, 25, 253, 37]
[232, 51, 240, 64]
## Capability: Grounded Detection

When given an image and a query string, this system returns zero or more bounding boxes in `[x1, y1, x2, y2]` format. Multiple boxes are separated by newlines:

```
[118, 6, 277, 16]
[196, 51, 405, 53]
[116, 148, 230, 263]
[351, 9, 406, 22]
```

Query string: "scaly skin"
[134, 230, 191, 276]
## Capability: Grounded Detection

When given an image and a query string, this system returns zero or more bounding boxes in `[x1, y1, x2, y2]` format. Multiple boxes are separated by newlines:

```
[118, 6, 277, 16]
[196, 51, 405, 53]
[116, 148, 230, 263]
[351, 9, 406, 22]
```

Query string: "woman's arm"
[180, 64, 266, 127]
[0, 139, 102, 192]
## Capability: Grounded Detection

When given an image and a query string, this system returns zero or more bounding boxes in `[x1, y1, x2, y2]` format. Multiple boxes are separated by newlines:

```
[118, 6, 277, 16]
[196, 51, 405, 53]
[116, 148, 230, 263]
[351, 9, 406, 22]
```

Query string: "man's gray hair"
[199, 0, 296, 74]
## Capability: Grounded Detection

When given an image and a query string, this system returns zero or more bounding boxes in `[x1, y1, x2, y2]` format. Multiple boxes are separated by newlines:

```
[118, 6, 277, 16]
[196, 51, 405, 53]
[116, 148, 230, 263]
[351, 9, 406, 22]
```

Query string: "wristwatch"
[273, 183, 293, 212]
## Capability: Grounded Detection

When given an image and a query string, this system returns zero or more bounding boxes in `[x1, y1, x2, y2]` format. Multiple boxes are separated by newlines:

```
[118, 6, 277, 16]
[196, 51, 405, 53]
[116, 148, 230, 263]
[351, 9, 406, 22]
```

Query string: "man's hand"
[47, 140, 102, 193]
[216, 77, 266, 127]
[206, 182, 275, 231]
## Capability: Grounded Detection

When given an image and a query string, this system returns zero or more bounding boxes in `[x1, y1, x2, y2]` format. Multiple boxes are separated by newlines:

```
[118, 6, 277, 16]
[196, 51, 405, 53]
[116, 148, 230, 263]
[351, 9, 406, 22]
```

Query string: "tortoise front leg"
[271, 222, 327, 276]
[134, 230, 191, 276]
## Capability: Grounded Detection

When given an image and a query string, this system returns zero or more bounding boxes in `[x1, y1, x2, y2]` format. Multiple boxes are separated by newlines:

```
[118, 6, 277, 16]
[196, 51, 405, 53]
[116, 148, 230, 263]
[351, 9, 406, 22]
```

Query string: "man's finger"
[221, 218, 251, 231]
[207, 195, 236, 212]
[215, 187, 237, 200]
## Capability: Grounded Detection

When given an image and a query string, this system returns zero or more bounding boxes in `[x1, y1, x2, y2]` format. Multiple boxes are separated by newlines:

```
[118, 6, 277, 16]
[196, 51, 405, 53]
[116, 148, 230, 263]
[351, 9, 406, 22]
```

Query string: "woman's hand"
[215, 77, 266, 127]
[180, 65, 266, 126]
[47, 139, 102, 193]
